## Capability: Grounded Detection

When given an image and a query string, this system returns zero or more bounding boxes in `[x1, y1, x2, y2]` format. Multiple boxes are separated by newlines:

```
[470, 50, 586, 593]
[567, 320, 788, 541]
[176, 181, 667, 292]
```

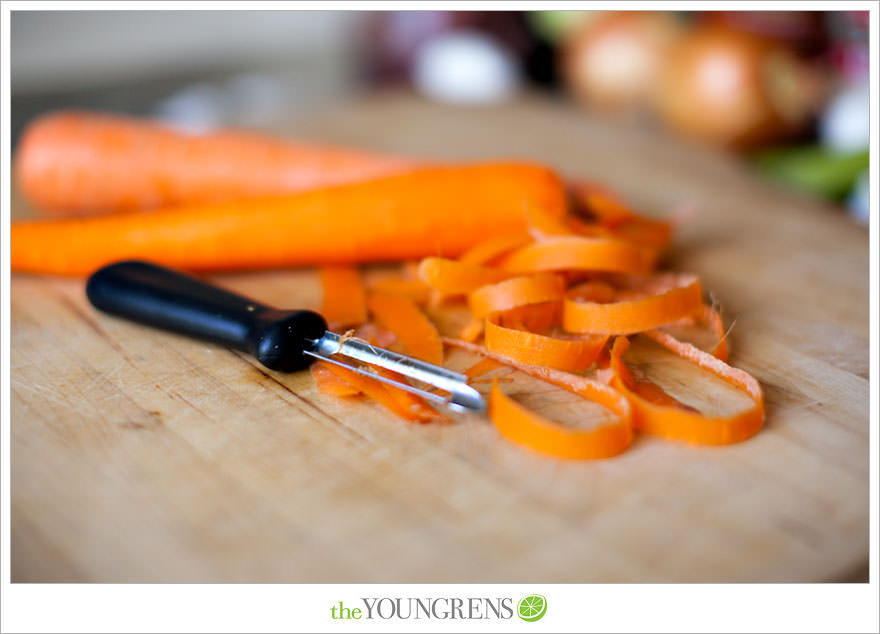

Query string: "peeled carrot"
[11, 162, 568, 276]
[15, 110, 421, 215]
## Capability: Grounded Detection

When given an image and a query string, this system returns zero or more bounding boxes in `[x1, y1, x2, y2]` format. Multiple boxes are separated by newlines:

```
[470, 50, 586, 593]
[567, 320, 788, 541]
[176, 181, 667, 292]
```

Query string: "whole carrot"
[12, 162, 567, 276]
[15, 110, 421, 215]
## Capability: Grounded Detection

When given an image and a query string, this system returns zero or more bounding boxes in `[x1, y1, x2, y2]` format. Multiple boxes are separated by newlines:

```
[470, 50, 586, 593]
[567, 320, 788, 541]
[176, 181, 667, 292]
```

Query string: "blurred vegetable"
[16, 111, 420, 216]
[367, 11, 534, 84]
[753, 145, 868, 200]
[413, 30, 521, 105]
[819, 82, 869, 152]
[656, 27, 823, 148]
[562, 12, 684, 112]
[702, 11, 827, 55]
[527, 10, 593, 44]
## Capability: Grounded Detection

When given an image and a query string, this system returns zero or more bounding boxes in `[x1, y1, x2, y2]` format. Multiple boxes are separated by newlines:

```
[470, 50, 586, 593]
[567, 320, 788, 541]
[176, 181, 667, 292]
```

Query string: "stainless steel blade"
[305, 331, 486, 413]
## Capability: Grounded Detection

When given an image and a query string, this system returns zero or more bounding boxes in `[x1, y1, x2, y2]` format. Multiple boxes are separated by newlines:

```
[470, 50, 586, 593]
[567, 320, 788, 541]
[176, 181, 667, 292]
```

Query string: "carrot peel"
[609, 336, 764, 445]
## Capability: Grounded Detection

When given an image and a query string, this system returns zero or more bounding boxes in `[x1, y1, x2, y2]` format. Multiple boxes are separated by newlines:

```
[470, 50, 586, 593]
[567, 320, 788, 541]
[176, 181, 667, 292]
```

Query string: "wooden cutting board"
[11, 91, 869, 582]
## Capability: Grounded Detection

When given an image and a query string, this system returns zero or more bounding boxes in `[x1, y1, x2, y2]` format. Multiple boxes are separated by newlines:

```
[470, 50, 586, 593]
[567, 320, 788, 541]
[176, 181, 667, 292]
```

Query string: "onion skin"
[562, 12, 684, 112]
[655, 27, 822, 149]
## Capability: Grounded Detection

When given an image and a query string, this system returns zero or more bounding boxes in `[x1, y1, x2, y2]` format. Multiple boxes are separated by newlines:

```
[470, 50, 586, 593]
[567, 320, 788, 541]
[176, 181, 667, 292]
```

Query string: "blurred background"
[11, 10, 870, 222]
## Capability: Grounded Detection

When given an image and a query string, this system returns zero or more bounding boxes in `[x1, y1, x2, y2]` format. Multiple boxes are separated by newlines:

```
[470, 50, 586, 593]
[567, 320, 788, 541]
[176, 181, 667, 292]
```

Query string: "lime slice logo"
[517, 594, 547, 622]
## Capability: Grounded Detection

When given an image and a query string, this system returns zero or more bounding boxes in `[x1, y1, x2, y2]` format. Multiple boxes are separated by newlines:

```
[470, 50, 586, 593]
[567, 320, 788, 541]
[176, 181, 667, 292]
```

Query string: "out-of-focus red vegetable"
[701, 11, 827, 55]
[561, 12, 684, 112]
[655, 27, 823, 148]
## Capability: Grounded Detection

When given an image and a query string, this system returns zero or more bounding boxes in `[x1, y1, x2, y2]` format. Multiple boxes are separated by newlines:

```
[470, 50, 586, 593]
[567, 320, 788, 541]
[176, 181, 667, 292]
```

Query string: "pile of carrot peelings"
[312, 183, 764, 459]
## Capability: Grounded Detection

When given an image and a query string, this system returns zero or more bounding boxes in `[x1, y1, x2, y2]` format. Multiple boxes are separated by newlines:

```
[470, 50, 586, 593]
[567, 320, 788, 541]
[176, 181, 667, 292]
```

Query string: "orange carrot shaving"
[320, 362, 438, 422]
[497, 236, 656, 275]
[459, 232, 534, 266]
[467, 273, 566, 318]
[370, 366, 444, 423]
[366, 277, 431, 305]
[367, 293, 443, 365]
[319, 266, 367, 328]
[310, 362, 361, 397]
[299, 172, 762, 458]
[485, 312, 607, 372]
[609, 336, 763, 445]
[609, 217, 672, 251]
[463, 357, 504, 378]
[563, 273, 703, 335]
[525, 204, 575, 239]
[571, 181, 636, 227]
[417, 257, 513, 294]
[489, 381, 632, 459]
[458, 318, 485, 342]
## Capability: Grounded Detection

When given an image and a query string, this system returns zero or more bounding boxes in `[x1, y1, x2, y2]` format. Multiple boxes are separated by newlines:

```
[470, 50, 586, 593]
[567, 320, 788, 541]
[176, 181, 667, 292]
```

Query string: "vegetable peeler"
[86, 260, 485, 412]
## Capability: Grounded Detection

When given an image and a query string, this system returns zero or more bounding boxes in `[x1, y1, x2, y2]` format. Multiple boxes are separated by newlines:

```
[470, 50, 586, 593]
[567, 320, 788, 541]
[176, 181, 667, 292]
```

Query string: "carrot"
[467, 273, 565, 318]
[15, 110, 422, 215]
[300, 173, 763, 458]
[417, 257, 513, 294]
[458, 232, 533, 265]
[497, 235, 656, 275]
[319, 266, 367, 329]
[488, 381, 633, 460]
[485, 312, 607, 372]
[563, 273, 703, 335]
[11, 162, 568, 276]
[310, 362, 362, 397]
[367, 293, 443, 365]
[609, 336, 764, 445]
[318, 362, 438, 422]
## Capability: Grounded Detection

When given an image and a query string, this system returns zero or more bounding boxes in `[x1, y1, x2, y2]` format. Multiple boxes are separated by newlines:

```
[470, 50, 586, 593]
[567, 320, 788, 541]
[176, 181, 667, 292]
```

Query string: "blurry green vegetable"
[527, 11, 592, 44]
[753, 145, 869, 201]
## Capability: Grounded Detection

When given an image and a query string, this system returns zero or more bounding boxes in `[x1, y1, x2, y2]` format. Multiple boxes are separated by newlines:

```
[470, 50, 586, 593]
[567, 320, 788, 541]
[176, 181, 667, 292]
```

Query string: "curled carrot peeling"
[366, 277, 431, 305]
[468, 273, 565, 318]
[317, 361, 438, 423]
[609, 336, 763, 445]
[563, 273, 703, 335]
[417, 257, 512, 294]
[367, 293, 443, 365]
[458, 232, 533, 266]
[485, 311, 607, 372]
[488, 381, 632, 459]
[497, 236, 656, 275]
[309, 175, 762, 459]
[310, 362, 361, 397]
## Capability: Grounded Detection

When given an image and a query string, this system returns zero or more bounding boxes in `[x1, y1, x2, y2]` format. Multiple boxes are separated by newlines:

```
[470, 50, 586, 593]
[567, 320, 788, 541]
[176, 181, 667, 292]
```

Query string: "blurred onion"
[655, 27, 822, 148]
[413, 30, 520, 105]
[819, 82, 869, 152]
[562, 12, 683, 112]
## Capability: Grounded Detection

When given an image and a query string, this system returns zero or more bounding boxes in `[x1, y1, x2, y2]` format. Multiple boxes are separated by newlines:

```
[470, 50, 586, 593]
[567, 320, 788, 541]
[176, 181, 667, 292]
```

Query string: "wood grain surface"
[11, 91, 869, 582]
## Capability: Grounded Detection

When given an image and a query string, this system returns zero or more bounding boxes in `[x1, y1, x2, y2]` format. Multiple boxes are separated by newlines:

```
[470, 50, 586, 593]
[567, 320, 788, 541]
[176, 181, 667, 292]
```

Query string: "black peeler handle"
[86, 260, 327, 372]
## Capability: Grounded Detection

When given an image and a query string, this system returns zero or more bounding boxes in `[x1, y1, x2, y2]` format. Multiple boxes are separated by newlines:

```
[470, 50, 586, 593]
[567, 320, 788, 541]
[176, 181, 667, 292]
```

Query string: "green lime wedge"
[518, 594, 547, 622]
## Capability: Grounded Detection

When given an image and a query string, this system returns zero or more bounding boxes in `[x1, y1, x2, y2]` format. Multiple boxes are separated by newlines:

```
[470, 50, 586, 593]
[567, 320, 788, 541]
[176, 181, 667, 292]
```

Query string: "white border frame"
[1, 2, 877, 633]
